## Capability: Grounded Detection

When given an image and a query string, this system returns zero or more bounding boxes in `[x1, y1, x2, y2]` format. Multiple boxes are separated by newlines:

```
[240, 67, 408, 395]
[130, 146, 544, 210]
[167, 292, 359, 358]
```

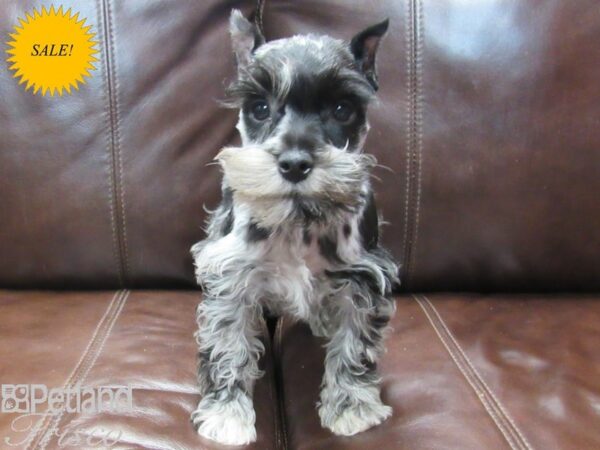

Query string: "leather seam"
[402, 0, 424, 287]
[100, 0, 129, 286]
[261, 317, 282, 450]
[414, 295, 519, 450]
[40, 290, 130, 449]
[22, 290, 121, 449]
[34, 290, 130, 450]
[414, 295, 533, 450]
[409, 0, 424, 284]
[401, 0, 413, 286]
[97, 0, 122, 287]
[106, 0, 130, 283]
[24, 290, 127, 449]
[274, 317, 289, 450]
[422, 296, 533, 449]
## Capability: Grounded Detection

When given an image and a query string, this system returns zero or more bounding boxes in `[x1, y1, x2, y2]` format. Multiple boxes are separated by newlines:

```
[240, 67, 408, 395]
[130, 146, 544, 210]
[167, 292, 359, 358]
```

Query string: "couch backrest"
[1, 0, 599, 291]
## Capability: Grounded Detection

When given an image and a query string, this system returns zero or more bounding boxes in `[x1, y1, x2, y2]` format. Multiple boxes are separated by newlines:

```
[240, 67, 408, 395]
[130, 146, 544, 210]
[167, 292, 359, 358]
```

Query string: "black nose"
[277, 150, 314, 183]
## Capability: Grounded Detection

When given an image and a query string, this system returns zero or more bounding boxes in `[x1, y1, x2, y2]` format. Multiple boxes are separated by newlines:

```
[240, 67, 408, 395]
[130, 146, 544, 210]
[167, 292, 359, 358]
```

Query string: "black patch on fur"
[360, 355, 378, 372]
[359, 192, 379, 250]
[294, 197, 326, 223]
[343, 223, 352, 238]
[318, 235, 343, 264]
[350, 19, 389, 91]
[225, 53, 375, 149]
[247, 222, 270, 242]
[285, 70, 368, 149]
[303, 229, 312, 245]
[360, 307, 391, 350]
[221, 210, 234, 236]
[370, 314, 389, 330]
[293, 196, 355, 225]
[283, 133, 319, 154]
[222, 187, 233, 206]
[326, 267, 382, 298]
[220, 188, 234, 236]
[359, 331, 376, 348]
[345, 357, 379, 384]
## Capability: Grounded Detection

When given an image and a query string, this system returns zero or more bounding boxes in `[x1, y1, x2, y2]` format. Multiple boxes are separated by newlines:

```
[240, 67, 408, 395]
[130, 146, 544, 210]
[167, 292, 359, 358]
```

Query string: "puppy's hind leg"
[318, 282, 395, 436]
[192, 294, 264, 445]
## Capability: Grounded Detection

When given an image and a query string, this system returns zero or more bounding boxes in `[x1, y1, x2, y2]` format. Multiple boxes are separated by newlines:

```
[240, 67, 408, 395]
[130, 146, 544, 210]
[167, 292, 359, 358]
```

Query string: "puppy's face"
[218, 11, 388, 224]
[233, 36, 374, 151]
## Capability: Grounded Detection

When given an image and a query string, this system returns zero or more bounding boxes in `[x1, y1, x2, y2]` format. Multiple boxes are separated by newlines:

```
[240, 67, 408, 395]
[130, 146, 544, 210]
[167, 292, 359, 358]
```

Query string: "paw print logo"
[1, 385, 30, 413]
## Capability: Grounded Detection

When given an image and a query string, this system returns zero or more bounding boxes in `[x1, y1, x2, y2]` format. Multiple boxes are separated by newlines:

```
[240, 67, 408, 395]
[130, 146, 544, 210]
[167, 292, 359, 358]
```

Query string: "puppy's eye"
[250, 99, 270, 121]
[332, 101, 355, 124]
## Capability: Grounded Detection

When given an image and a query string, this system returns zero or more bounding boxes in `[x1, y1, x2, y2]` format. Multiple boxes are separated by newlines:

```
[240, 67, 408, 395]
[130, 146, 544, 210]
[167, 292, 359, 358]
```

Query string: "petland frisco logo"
[1, 384, 133, 414]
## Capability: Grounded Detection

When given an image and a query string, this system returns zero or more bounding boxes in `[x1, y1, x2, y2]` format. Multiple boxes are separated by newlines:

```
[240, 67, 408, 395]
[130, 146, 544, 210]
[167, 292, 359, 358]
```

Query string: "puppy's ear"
[350, 19, 389, 91]
[230, 9, 265, 70]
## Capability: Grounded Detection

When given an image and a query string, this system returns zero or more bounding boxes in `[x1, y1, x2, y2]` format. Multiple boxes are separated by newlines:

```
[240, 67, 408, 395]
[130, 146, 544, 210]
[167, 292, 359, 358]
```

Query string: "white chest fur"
[193, 212, 363, 321]
[249, 226, 329, 319]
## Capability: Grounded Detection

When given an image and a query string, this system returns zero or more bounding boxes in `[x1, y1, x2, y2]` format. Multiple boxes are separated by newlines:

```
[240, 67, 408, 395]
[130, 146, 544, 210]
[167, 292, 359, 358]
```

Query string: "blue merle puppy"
[191, 9, 398, 445]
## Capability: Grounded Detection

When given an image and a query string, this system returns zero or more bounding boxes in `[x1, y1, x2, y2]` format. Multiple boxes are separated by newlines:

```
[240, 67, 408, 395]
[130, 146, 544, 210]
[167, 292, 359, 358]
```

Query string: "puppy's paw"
[191, 393, 257, 445]
[319, 390, 392, 436]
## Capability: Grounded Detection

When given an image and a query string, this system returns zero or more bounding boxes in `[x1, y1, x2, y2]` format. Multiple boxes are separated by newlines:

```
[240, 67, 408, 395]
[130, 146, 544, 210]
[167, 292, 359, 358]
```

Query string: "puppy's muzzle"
[277, 149, 314, 183]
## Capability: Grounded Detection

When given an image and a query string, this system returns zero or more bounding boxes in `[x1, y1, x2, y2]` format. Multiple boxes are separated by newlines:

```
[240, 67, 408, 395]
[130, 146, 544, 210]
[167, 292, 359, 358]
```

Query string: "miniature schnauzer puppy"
[191, 9, 398, 445]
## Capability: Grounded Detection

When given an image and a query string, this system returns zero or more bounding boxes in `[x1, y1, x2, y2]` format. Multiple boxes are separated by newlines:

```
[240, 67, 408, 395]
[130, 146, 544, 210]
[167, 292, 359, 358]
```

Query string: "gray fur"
[191, 9, 395, 445]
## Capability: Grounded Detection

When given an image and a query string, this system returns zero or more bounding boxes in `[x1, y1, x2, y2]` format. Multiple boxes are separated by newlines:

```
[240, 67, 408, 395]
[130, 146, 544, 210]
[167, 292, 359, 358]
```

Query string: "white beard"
[215, 143, 376, 229]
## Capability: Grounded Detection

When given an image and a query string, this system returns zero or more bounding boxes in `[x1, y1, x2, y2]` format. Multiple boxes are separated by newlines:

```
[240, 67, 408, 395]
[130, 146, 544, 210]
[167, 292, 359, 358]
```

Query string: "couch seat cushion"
[276, 294, 600, 449]
[0, 290, 282, 450]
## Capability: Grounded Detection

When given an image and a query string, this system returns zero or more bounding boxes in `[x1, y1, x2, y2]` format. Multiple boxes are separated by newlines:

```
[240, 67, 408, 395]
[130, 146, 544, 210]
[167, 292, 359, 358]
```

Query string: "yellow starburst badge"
[6, 6, 99, 96]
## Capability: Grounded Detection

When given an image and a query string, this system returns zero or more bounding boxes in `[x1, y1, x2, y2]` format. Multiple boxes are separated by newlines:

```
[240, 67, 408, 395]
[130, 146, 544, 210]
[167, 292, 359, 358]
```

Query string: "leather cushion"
[1, 0, 598, 290]
[276, 294, 600, 449]
[0, 290, 282, 449]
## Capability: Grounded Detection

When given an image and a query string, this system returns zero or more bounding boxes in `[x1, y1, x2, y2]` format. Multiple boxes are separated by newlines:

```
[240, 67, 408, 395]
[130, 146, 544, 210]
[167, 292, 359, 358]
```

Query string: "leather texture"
[0, 291, 282, 450]
[1, 0, 599, 449]
[0, 0, 235, 288]
[1, 0, 599, 290]
[2, 292, 597, 449]
[277, 294, 600, 450]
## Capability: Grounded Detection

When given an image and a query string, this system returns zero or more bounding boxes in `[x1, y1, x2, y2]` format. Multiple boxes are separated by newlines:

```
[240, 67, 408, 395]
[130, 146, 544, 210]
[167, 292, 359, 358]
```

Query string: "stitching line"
[107, 0, 130, 282]
[408, 0, 424, 284]
[402, 0, 424, 287]
[421, 296, 533, 450]
[23, 290, 122, 450]
[260, 318, 282, 450]
[274, 318, 289, 450]
[413, 295, 518, 450]
[401, 0, 414, 287]
[106, 0, 130, 282]
[37, 290, 130, 450]
[97, 0, 123, 287]
[24, 290, 125, 449]
[100, 0, 129, 286]
[414, 295, 533, 450]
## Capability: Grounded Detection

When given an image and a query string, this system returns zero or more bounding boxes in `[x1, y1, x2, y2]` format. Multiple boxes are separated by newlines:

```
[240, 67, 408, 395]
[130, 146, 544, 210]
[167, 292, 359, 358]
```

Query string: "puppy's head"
[218, 10, 388, 225]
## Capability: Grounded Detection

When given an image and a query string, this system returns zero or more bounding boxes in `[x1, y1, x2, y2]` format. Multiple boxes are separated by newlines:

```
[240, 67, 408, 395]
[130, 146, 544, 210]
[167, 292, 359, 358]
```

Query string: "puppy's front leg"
[192, 294, 264, 445]
[318, 284, 395, 436]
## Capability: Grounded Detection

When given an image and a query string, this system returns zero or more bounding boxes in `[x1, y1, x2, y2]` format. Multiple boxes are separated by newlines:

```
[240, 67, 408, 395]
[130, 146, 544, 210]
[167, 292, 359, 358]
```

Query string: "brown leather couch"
[1, 1, 599, 449]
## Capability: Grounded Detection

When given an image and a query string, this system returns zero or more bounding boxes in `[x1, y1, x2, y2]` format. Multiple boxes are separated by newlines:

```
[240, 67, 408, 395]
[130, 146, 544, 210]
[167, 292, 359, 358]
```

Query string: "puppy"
[191, 9, 398, 445]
